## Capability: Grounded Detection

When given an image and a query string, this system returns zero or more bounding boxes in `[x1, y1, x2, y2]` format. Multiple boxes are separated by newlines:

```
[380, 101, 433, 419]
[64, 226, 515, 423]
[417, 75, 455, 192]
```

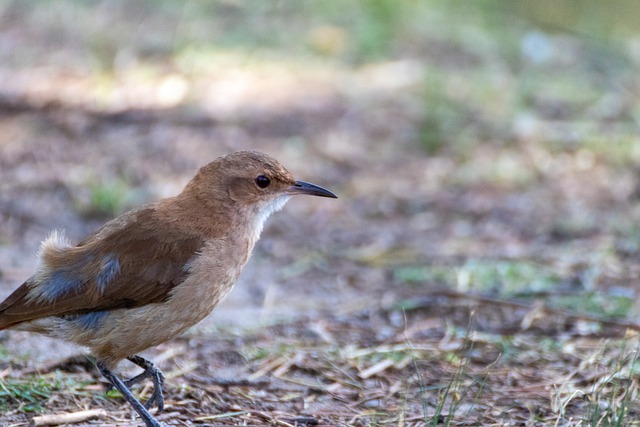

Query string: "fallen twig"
[32, 409, 106, 426]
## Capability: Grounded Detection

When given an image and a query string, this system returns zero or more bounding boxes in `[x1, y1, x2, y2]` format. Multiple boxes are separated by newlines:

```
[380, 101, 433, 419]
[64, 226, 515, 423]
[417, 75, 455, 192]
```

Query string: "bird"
[0, 151, 337, 427]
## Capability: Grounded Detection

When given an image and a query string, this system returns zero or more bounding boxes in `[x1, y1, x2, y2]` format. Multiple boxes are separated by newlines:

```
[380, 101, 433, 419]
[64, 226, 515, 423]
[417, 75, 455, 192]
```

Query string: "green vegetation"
[86, 179, 131, 217]
[0, 377, 53, 413]
[0, 372, 89, 414]
[395, 259, 562, 296]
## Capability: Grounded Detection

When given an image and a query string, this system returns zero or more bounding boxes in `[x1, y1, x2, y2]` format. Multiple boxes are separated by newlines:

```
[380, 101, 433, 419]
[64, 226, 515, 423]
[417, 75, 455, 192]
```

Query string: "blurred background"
[1, 0, 640, 359]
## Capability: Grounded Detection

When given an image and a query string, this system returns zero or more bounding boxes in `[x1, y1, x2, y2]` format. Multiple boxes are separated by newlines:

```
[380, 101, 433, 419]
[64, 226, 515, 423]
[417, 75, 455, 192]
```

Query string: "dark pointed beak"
[288, 180, 338, 198]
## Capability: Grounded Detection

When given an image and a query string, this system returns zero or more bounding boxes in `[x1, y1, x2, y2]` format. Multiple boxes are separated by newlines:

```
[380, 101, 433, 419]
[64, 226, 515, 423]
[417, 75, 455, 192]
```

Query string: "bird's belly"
[93, 304, 215, 362]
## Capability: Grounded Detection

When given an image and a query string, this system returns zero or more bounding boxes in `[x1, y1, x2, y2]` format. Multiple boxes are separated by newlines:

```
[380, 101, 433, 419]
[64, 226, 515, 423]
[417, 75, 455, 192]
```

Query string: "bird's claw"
[104, 356, 166, 411]
[143, 381, 165, 411]
[125, 356, 166, 412]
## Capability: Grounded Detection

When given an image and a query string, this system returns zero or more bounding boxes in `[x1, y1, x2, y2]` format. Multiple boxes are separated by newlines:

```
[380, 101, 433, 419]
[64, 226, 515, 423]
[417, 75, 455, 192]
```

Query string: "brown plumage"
[0, 151, 337, 427]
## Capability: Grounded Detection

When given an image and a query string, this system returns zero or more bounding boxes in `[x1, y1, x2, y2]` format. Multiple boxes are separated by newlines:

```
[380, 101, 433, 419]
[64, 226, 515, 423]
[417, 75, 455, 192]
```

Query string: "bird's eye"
[255, 175, 271, 189]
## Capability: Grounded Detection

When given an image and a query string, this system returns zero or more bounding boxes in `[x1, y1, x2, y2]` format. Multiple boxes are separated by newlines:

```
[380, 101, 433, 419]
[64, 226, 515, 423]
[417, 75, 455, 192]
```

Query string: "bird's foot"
[105, 355, 166, 411]
[125, 355, 166, 411]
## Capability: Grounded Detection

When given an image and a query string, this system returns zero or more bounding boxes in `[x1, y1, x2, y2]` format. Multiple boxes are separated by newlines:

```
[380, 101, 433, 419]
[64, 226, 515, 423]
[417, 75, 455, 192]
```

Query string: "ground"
[2, 2, 640, 426]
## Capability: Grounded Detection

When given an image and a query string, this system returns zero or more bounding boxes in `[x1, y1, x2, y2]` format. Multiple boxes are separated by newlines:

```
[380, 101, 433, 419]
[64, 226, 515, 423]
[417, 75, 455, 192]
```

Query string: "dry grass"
[2, 296, 640, 426]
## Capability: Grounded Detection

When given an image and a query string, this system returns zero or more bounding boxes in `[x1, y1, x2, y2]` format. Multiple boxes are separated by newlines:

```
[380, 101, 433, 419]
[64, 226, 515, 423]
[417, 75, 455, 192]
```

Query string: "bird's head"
[182, 151, 337, 226]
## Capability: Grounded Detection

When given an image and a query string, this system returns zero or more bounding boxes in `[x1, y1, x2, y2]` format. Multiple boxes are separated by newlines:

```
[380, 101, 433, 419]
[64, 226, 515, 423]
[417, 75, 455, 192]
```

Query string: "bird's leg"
[97, 361, 165, 427]
[125, 355, 165, 411]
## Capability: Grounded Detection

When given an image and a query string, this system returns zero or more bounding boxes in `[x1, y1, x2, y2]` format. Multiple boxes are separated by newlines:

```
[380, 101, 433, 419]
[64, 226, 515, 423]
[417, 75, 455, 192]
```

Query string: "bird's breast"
[167, 235, 254, 322]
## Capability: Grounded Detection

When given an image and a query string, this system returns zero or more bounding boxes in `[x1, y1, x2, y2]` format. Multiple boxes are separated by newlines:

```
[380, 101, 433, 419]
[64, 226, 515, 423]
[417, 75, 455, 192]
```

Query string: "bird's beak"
[288, 181, 338, 198]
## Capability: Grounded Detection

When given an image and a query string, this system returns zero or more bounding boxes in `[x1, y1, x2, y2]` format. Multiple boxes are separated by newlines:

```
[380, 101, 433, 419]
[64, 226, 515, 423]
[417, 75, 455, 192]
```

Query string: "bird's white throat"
[250, 195, 291, 244]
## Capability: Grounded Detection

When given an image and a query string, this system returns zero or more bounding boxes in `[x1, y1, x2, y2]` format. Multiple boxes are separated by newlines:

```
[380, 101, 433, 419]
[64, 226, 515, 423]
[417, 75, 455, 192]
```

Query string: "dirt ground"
[2, 2, 640, 427]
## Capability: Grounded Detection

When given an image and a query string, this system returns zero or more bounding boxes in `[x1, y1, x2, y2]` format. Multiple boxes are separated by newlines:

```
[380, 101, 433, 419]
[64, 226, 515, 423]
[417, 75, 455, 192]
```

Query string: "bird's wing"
[0, 207, 205, 329]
